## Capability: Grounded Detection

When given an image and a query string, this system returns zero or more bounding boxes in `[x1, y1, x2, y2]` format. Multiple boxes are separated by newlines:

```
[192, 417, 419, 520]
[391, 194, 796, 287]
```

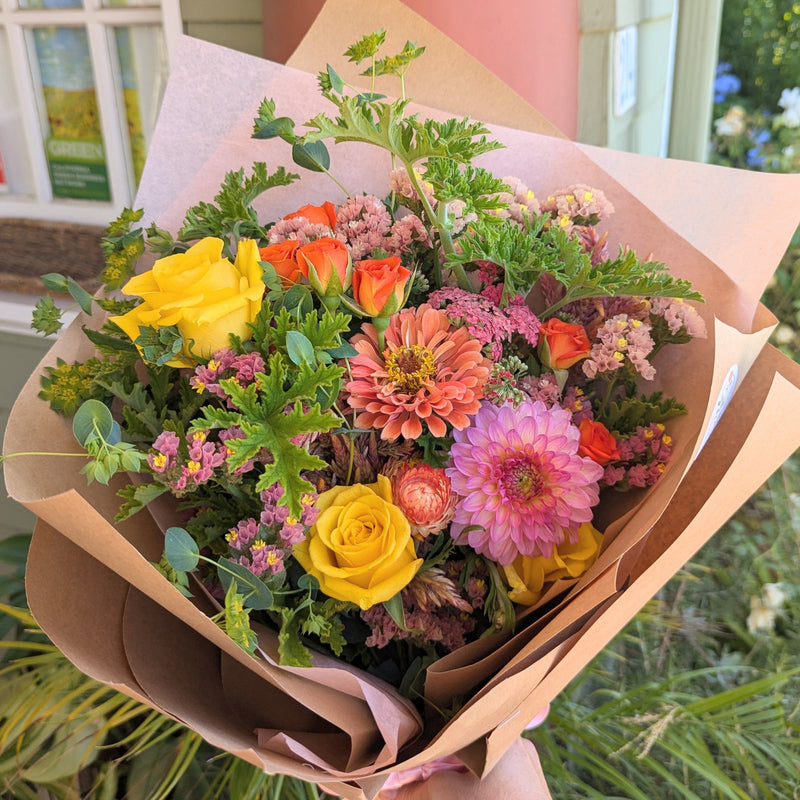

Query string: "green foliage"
[223, 583, 258, 655]
[133, 324, 186, 367]
[71, 399, 148, 484]
[597, 392, 687, 436]
[178, 163, 299, 250]
[303, 99, 502, 169]
[343, 29, 387, 64]
[38, 357, 110, 416]
[100, 208, 145, 290]
[719, 0, 800, 110]
[31, 296, 65, 336]
[361, 39, 426, 79]
[423, 158, 510, 215]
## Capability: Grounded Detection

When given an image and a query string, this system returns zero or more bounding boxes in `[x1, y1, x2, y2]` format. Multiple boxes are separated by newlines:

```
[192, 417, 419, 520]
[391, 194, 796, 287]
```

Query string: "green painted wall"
[0, 329, 51, 540]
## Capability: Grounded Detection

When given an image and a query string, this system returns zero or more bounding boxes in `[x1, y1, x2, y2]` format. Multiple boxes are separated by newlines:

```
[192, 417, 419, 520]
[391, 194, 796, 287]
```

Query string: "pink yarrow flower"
[446, 400, 603, 565]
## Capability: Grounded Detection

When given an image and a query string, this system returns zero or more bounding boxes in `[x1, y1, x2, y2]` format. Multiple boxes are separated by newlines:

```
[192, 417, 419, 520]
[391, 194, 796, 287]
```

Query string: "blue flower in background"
[746, 146, 766, 168]
[714, 63, 741, 103]
[752, 128, 771, 145]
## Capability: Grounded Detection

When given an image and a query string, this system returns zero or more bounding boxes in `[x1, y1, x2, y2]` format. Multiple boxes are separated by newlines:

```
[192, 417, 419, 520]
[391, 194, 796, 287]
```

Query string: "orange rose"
[284, 201, 337, 229]
[353, 256, 411, 317]
[538, 318, 591, 369]
[259, 240, 301, 286]
[578, 419, 619, 465]
[295, 237, 351, 296]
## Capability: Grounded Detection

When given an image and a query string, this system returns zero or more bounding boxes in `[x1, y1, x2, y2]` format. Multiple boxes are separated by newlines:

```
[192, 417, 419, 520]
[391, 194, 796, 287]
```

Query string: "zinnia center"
[384, 344, 436, 394]
[499, 456, 544, 502]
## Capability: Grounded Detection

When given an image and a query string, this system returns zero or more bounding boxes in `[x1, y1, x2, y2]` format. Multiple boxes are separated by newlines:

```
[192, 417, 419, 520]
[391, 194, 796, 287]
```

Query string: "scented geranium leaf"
[278, 607, 313, 667]
[541, 228, 703, 312]
[116, 482, 167, 522]
[597, 392, 687, 436]
[424, 158, 510, 216]
[179, 163, 299, 246]
[300, 600, 347, 656]
[133, 325, 184, 367]
[302, 99, 502, 168]
[447, 215, 554, 301]
[273, 307, 352, 359]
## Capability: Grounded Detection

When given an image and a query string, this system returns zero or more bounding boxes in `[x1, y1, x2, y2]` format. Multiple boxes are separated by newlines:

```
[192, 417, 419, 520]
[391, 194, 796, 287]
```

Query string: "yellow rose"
[110, 237, 265, 367]
[501, 523, 603, 606]
[294, 475, 422, 610]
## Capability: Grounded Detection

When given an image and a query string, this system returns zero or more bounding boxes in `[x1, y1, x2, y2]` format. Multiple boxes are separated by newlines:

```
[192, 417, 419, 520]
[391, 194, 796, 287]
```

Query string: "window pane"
[0, 27, 35, 196]
[31, 25, 111, 201]
[103, 0, 160, 7]
[113, 24, 167, 186]
[19, 1, 84, 9]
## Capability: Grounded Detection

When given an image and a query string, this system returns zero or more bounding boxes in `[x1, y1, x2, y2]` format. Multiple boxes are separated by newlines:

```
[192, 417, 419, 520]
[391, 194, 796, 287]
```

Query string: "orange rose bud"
[578, 419, 620, 465]
[284, 201, 337, 229]
[259, 240, 301, 287]
[295, 237, 351, 295]
[538, 318, 591, 369]
[353, 256, 411, 317]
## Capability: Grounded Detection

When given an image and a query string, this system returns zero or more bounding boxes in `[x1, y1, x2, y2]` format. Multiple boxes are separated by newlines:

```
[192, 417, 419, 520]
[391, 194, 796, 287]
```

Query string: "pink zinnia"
[346, 305, 491, 441]
[446, 401, 603, 565]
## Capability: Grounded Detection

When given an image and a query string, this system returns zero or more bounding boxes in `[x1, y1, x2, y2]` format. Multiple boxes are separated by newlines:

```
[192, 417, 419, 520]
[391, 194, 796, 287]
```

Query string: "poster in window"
[32, 24, 112, 201]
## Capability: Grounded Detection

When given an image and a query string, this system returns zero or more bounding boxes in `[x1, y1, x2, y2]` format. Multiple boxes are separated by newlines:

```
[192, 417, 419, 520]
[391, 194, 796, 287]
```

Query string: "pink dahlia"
[446, 401, 603, 565]
[346, 304, 491, 441]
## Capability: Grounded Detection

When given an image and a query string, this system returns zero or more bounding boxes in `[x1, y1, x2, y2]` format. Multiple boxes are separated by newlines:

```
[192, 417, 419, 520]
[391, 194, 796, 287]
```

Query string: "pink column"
[262, 0, 579, 138]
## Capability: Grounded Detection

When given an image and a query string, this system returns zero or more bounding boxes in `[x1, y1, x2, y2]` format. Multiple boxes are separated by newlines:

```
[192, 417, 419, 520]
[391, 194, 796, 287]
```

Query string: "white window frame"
[0, 0, 181, 225]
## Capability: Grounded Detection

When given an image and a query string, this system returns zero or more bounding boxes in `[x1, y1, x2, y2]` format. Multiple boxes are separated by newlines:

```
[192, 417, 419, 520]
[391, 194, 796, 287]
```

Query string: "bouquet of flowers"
[6, 3, 800, 797]
[26, 29, 707, 686]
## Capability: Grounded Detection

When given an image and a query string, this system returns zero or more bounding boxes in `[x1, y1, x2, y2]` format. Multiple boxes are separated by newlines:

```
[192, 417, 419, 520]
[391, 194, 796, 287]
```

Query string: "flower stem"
[403, 161, 472, 292]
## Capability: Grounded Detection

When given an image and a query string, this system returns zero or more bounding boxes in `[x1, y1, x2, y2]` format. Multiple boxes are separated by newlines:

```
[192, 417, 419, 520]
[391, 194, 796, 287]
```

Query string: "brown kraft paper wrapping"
[5, 1, 800, 796]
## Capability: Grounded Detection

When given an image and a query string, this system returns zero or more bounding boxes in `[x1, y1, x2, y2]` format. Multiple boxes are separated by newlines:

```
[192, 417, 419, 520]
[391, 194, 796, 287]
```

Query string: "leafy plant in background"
[718, 0, 800, 111]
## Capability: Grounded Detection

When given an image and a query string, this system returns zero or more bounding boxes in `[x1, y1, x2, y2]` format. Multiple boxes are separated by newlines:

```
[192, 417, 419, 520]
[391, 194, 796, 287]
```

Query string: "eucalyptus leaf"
[327, 341, 359, 359]
[297, 573, 320, 592]
[40, 272, 69, 293]
[292, 140, 331, 172]
[164, 526, 199, 573]
[217, 558, 274, 610]
[326, 63, 345, 93]
[285, 330, 316, 366]
[73, 399, 114, 446]
[252, 115, 296, 142]
[67, 276, 95, 314]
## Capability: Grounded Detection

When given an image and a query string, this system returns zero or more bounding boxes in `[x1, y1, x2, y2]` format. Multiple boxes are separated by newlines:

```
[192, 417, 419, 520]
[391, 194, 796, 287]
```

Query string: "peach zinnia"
[346, 304, 491, 441]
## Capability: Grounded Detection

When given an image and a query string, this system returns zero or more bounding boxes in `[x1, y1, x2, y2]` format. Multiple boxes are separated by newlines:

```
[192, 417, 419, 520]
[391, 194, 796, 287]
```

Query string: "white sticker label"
[698, 364, 739, 454]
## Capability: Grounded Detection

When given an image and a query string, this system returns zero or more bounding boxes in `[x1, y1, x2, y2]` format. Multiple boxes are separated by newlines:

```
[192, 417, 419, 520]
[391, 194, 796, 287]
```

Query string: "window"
[0, 0, 180, 224]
